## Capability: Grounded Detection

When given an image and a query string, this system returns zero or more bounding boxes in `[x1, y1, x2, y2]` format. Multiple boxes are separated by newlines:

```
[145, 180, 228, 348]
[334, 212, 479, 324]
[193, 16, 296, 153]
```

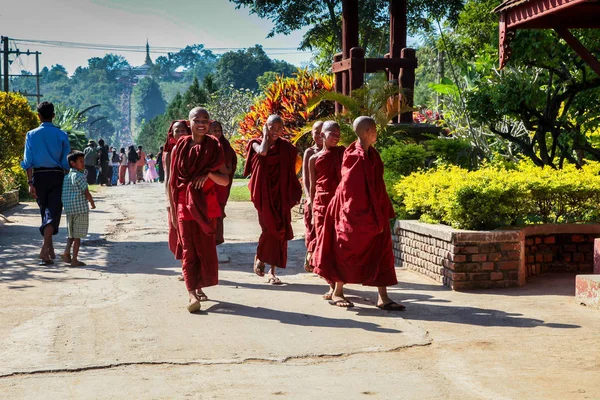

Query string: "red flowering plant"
[235, 69, 334, 155]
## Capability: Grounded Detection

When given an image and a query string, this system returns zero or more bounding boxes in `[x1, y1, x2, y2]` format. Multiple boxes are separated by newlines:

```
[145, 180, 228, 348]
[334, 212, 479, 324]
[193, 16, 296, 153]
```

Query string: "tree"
[0, 92, 38, 170]
[54, 104, 102, 151]
[229, 0, 466, 71]
[132, 77, 167, 135]
[205, 86, 256, 138]
[215, 45, 296, 90]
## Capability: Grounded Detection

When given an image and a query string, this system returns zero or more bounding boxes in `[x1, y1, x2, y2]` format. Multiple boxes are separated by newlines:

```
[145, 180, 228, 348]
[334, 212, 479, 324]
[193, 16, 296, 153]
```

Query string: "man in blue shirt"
[21, 101, 71, 266]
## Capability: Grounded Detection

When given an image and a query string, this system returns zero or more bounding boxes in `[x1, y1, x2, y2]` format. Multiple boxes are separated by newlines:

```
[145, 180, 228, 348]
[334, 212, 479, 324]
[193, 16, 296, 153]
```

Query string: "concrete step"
[576, 275, 600, 309]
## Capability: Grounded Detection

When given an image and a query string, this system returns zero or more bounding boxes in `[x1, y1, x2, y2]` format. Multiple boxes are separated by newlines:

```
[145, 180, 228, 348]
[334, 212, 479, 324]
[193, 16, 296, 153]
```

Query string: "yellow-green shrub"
[0, 92, 38, 171]
[394, 161, 600, 230]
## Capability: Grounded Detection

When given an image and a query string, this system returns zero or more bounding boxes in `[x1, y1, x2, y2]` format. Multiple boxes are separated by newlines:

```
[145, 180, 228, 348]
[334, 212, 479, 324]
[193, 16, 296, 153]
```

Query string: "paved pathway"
[0, 183, 599, 399]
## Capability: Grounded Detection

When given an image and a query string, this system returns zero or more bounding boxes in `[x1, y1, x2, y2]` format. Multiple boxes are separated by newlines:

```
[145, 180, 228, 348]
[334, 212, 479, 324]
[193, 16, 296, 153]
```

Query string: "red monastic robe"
[169, 135, 224, 291]
[165, 120, 189, 260]
[214, 135, 238, 245]
[303, 147, 319, 250]
[308, 146, 345, 253]
[244, 137, 302, 268]
[312, 141, 397, 286]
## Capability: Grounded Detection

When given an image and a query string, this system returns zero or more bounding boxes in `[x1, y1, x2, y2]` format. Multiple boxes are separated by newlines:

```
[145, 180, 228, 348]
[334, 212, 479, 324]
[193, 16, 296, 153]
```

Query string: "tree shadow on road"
[204, 300, 402, 333]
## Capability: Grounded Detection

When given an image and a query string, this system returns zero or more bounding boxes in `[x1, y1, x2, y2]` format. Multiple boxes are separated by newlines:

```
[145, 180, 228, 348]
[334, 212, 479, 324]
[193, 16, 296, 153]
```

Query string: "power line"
[11, 38, 311, 55]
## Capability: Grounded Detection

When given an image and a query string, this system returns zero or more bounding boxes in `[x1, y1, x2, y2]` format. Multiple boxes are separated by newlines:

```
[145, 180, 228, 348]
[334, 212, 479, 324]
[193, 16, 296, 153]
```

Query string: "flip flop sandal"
[177, 274, 185, 281]
[267, 276, 282, 285]
[253, 255, 265, 277]
[303, 252, 314, 272]
[196, 292, 209, 301]
[329, 299, 354, 308]
[71, 261, 86, 267]
[187, 300, 201, 313]
[39, 259, 54, 266]
[376, 301, 406, 311]
[322, 291, 333, 300]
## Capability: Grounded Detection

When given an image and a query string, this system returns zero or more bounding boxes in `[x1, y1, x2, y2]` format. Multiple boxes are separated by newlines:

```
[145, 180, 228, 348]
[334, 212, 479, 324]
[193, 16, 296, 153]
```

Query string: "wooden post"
[399, 48, 416, 123]
[333, 52, 343, 114]
[349, 47, 365, 94]
[555, 27, 600, 77]
[342, 0, 359, 59]
[389, 0, 407, 58]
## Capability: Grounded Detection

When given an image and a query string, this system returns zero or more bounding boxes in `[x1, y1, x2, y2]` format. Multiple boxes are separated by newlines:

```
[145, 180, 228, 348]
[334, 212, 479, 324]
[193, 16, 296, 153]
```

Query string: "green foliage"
[425, 137, 476, 169]
[256, 71, 280, 92]
[0, 92, 38, 171]
[132, 77, 167, 134]
[228, 184, 251, 202]
[54, 104, 101, 151]
[215, 45, 296, 90]
[381, 143, 427, 178]
[395, 162, 600, 230]
[205, 86, 256, 140]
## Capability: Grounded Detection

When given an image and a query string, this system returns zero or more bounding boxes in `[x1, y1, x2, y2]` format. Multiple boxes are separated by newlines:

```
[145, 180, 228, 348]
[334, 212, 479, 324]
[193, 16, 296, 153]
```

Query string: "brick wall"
[525, 234, 597, 277]
[393, 221, 521, 290]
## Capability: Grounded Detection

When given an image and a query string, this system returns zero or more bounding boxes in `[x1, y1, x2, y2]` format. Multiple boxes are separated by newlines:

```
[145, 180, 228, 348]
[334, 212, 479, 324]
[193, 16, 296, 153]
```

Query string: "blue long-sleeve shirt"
[21, 122, 71, 171]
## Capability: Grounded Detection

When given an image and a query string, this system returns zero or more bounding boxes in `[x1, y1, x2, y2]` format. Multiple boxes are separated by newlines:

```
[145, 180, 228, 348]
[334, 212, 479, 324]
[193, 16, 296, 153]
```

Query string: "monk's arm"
[208, 164, 230, 186]
[308, 155, 317, 206]
[251, 124, 270, 156]
[302, 149, 312, 198]
[164, 152, 171, 198]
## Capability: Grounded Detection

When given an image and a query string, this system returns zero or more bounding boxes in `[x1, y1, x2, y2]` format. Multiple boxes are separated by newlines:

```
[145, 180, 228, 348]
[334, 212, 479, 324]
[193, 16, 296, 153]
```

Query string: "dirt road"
[0, 183, 599, 399]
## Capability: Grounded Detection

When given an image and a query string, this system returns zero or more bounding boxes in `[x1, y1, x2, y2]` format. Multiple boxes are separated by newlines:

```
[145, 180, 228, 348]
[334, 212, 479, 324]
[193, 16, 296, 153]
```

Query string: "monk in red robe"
[164, 120, 191, 267]
[307, 121, 345, 299]
[302, 121, 323, 272]
[209, 120, 238, 245]
[312, 116, 405, 311]
[244, 114, 302, 284]
[168, 107, 229, 313]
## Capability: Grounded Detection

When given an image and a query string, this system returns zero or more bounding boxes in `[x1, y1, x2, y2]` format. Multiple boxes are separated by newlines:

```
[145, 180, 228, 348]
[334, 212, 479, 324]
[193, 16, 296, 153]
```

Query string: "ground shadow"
[204, 300, 402, 333]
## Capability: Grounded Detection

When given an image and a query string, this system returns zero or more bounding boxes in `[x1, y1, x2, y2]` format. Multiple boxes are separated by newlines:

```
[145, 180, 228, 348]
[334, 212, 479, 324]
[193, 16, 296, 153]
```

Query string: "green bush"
[425, 138, 477, 169]
[395, 162, 600, 230]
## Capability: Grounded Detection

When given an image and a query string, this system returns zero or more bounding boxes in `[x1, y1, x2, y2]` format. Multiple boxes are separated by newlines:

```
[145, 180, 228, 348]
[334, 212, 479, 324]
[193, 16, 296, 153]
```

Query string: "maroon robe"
[170, 135, 224, 291]
[308, 146, 345, 253]
[312, 141, 397, 287]
[215, 135, 238, 245]
[244, 137, 302, 267]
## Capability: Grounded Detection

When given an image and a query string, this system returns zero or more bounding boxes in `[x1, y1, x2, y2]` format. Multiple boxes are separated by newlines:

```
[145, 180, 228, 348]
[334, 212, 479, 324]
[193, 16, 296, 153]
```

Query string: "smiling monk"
[244, 115, 302, 284]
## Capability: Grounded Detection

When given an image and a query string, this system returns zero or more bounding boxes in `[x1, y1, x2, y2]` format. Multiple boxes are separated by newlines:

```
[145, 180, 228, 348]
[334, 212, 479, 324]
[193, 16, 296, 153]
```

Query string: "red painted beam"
[555, 27, 600, 77]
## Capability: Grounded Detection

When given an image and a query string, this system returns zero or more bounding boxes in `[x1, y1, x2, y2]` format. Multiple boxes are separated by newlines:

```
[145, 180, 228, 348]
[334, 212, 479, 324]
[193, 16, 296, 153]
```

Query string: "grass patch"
[229, 184, 251, 202]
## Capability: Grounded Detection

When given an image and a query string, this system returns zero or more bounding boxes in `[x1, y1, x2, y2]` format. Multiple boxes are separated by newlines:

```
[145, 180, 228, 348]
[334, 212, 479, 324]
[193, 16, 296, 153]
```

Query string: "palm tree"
[53, 104, 102, 150]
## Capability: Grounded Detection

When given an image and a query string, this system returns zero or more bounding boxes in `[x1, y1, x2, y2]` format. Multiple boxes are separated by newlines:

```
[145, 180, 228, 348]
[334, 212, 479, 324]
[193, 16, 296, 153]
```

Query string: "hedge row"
[394, 162, 600, 230]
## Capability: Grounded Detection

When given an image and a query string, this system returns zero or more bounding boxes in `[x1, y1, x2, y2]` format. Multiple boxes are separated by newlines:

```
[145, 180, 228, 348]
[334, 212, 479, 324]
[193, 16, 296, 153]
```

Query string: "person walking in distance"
[127, 145, 138, 184]
[118, 147, 128, 185]
[21, 101, 71, 265]
[83, 140, 97, 185]
[136, 146, 146, 183]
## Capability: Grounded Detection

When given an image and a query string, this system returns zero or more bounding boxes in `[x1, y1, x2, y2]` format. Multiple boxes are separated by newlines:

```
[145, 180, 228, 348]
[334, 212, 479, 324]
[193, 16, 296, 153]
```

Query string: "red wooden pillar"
[333, 52, 343, 114]
[399, 48, 416, 123]
[349, 47, 365, 94]
[390, 0, 407, 123]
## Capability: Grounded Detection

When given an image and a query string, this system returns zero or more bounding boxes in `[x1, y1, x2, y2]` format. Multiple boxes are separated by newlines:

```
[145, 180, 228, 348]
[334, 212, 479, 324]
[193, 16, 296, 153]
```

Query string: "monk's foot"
[196, 290, 208, 301]
[329, 295, 354, 308]
[376, 301, 406, 311]
[322, 286, 334, 300]
[177, 274, 184, 281]
[61, 253, 72, 264]
[70, 260, 86, 267]
[267, 274, 282, 285]
[187, 292, 201, 313]
[253, 255, 265, 277]
[304, 252, 314, 272]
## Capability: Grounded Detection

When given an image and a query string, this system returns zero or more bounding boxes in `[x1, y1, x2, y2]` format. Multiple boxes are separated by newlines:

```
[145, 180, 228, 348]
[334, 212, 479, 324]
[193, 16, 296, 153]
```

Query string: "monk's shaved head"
[189, 107, 209, 119]
[267, 114, 283, 125]
[312, 121, 324, 130]
[353, 116, 376, 136]
[322, 120, 340, 132]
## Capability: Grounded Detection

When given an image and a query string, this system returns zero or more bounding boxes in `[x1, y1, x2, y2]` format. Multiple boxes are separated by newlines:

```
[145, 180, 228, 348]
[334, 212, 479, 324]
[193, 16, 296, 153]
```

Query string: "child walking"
[61, 151, 96, 267]
[145, 153, 159, 183]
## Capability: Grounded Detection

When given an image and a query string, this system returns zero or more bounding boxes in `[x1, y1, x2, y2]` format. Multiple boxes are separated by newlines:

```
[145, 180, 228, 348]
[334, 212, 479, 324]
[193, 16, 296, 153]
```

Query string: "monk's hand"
[194, 175, 208, 189]
[262, 124, 270, 139]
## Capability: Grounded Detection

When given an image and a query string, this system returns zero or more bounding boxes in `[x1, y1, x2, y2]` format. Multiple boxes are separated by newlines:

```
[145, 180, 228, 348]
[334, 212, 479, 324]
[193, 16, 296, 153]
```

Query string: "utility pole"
[1, 35, 43, 102]
[2, 36, 9, 92]
[436, 49, 445, 110]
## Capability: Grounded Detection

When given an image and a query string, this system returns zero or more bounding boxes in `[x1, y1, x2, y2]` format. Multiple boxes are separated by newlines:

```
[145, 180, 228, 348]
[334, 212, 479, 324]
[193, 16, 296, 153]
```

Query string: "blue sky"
[1, 0, 311, 75]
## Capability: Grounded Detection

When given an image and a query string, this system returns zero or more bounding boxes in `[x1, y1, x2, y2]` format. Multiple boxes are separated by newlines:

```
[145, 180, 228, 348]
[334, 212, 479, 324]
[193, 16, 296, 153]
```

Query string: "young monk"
[301, 121, 323, 272]
[164, 120, 191, 277]
[209, 120, 238, 245]
[312, 116, 405, 311]
[168, 108, 229, 313]
[244, 114, 302, 284]
[307, 121, 345, 299]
